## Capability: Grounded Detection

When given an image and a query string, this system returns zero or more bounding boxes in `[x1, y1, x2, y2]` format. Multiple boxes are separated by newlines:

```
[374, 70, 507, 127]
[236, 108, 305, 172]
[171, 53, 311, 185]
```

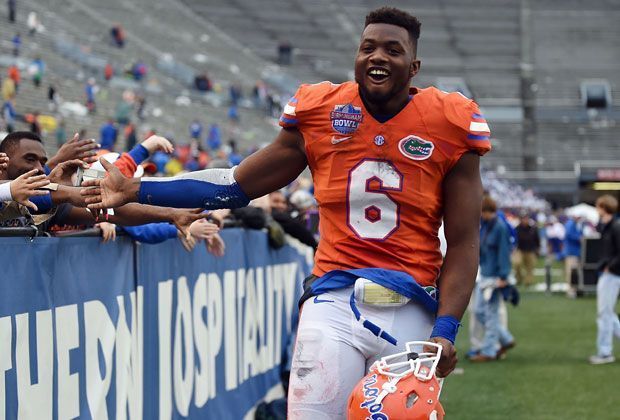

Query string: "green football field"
[442, 291, 620, 420]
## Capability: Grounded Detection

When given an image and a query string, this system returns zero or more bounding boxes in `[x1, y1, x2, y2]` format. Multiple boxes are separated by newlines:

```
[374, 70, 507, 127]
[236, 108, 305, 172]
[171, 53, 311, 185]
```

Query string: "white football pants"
[287, 286, 435, 419]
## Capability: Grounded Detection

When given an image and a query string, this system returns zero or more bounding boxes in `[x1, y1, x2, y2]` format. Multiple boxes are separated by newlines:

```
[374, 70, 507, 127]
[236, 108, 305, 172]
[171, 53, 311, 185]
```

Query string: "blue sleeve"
[128, 144, 149, 164]
[30, 193, 53, 214]
[565, 221, 581, 241]
[497, 225, 512, 279]
[139, 178, 250, 209]
[122, 223, 178, 244]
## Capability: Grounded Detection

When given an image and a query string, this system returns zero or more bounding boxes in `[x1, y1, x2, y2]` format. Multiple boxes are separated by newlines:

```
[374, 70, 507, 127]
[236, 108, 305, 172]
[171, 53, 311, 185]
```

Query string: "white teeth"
[369, 69, 389, 76]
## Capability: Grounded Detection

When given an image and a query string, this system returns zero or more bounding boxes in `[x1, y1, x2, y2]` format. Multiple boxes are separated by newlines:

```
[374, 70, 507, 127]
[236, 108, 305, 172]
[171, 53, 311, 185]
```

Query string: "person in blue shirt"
[100, 119, 118, 151]
[189, 120, 202, 140]
[470, 196, 516, 361]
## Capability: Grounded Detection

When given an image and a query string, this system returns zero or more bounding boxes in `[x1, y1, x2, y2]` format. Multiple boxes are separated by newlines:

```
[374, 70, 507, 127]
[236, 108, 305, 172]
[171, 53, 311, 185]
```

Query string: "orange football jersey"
[279, 81, 491, 287]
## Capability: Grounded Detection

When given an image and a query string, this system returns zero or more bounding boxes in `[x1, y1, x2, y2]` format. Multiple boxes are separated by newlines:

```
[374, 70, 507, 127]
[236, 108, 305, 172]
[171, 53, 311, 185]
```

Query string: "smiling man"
[81, 7, 491, 418]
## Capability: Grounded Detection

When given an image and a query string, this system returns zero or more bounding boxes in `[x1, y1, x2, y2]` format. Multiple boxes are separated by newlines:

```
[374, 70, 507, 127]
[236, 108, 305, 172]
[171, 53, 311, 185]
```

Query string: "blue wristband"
[128, 144, 149, 165]
[430, 315, 460, 344]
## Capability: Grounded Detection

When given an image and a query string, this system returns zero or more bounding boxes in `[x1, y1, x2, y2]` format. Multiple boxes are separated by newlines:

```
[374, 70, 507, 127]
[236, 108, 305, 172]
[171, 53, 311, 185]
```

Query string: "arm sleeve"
[607, 221, 620, 274]
[0, 182, 12, 201]
[138, 167, 250, 209]
[30, 193, 54, 214]
[122, 223, 178, 244]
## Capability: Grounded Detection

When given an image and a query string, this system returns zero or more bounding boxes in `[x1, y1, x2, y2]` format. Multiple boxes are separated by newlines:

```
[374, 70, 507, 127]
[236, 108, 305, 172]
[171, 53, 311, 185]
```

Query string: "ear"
[409, 59, 421, 79]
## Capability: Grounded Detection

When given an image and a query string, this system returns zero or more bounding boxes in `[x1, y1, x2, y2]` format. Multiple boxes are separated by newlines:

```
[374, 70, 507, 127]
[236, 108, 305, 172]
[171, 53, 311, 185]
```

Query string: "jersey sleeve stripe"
[283, 104, 296, 116]
[288, 97, 298, 104]
[469, 121, 490, 132]
[279, 115, 298, 125]
[472, 112, 484, 119]
[467, 134, 490, 141]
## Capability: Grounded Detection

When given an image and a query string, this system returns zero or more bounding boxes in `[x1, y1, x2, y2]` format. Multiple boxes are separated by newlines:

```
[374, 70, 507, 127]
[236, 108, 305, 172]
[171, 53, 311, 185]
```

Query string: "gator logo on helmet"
[359, 374, 390, 420]
[398, 135, 434, 161]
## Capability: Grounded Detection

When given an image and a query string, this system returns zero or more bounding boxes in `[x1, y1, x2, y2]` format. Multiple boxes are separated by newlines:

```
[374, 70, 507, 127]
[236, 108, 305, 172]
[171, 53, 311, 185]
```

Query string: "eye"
[361, 46, 374, 53]
[389, 49, 400, 56]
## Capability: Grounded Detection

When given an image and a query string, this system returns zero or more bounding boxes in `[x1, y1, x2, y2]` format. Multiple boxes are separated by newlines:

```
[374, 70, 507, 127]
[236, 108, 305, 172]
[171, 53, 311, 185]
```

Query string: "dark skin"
[1, 138, 207, 232]
[82, 23, 483, 378]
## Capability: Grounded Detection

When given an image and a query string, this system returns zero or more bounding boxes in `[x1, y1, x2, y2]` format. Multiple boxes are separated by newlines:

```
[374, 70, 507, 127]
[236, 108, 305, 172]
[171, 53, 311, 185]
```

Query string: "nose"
[33, 162, 44, 174]
[368, 48, 388, 65]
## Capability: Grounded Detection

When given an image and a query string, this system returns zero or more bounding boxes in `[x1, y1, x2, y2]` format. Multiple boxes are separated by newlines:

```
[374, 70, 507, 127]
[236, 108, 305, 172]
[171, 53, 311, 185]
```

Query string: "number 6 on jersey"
[346, 159, 403, 240]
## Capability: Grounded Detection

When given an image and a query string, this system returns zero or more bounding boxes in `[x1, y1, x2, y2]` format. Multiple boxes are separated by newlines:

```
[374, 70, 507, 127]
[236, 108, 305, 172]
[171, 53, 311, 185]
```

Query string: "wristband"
[0, 182, 12, 201]
[430, 315, 460, 344]
[128, 144, 149, 165]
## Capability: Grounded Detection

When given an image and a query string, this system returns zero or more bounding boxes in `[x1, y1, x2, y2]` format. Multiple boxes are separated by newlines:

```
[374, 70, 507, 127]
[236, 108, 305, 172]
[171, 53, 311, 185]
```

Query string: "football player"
[81, 7, 491, 418]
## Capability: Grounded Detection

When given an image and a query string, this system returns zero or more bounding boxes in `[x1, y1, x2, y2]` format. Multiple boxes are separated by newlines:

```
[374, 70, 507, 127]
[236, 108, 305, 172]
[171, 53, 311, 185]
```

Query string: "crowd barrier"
[0, 228, 312, 419]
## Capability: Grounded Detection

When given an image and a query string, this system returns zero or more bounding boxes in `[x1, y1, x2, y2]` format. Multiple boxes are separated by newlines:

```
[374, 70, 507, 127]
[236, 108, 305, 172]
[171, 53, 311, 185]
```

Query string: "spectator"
[206, 123, 221, 151]
[189, 119, 202, 140]
[589, 195, 620, 365]
[135, 94, 146, 121]
[110, 24, 125, 48]
[277, 41, 292, 65]
[55, 120, 66, 149]
[85, 78, 97, 113]
[11, 32, 20, 56]
[1, 98, 16, 133]
[1, 76, 15, 101]
[269, 190, 318, 250]
[7, 0, 16, 23]
[29, 56, 45, 88]
[7, 64, 20, 93]
[104, 62, 114, 81]
[124, 123, 137, 151]
[229, 83, 242, 106]
[29, 111, 41, 136]
[513, 212, 539, 287]
[27, 11, 40, 35]
[227, 139, 242, 166]
[227, 104, 239, 122]
[100, 119, 118, 151]
[546, 216, 565, 260]
[470, 196, 516, 362]
[132, 60, 147, 81]
[194, 72, 212, 92]
[48, 84, 58, 111]
[564, 216, 584, 298]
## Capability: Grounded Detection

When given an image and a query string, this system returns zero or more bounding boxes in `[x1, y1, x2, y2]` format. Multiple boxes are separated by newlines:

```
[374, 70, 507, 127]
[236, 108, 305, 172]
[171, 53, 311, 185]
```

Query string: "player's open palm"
[81, 158, 134, 209]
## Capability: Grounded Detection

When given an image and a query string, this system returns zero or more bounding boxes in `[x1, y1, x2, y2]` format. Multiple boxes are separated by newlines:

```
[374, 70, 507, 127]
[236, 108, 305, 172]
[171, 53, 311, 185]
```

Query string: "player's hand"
[141, 135, 174, 154]
[0, 153, 8, 172]
[424, 337, 457, 378]
[47, 159, 87, 185]
[496, 279, 509, 288]
[9, 169, 51, 211]
[189, 218, 219, 240]
[206, 233, 226, 257]
[172, 208, 210, 240]
[97, 222, 117, 243]
[48, 133, 100, 168]
[80, 158, 139, 209]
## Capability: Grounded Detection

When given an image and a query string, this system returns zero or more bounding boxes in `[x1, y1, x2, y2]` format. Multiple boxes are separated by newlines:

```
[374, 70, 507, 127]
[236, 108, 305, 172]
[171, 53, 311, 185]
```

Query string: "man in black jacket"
[590, 194, 620, 365]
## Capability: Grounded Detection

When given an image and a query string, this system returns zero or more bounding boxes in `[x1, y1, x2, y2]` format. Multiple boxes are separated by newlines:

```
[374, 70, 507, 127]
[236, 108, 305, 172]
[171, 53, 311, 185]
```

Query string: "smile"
[367, 67, 390, 83]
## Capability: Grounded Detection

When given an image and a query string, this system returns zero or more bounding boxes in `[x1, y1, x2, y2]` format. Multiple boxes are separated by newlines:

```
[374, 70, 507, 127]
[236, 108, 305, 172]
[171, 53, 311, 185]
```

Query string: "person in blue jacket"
[470, 196, 516, 361]
[563, 216, 583, 297]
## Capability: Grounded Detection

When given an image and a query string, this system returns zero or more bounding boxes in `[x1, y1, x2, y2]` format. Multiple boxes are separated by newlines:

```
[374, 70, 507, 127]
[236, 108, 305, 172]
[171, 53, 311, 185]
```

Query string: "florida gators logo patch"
[331, 103, 363, 135]
[398, 135, 434, 161]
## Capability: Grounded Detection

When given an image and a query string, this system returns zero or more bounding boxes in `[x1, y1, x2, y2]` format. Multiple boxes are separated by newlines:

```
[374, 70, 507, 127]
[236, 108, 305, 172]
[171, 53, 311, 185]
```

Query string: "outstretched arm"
[425, 152, 483, 377]
[81, 128, 307, 210]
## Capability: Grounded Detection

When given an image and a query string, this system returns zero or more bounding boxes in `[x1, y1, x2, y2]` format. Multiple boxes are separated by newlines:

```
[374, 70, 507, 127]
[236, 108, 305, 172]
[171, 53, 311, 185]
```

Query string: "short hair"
[0, 131, 42, 154]
[481, 196, 497, 213]
[364, 7, 421, 46]
[596, 194, 618, 215]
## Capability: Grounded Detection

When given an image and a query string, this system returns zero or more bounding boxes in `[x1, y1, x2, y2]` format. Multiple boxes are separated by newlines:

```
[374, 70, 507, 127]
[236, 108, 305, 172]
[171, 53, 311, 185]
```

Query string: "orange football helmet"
[347, 341, 445, 420]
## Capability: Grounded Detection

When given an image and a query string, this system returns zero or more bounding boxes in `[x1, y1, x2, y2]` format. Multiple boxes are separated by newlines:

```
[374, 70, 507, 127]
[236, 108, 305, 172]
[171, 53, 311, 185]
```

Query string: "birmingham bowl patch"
[398, 135, 434, 161]
[330, 104, 363, 135]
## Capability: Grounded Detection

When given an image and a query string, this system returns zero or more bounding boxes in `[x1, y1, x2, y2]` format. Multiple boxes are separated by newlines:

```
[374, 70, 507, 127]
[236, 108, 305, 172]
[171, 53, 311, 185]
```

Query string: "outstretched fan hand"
[80, 158, 137, 209]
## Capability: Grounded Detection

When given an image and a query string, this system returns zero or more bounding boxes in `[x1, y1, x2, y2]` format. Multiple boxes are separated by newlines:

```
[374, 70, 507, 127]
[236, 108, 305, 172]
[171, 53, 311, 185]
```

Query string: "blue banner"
[0, 229, 311, 419]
